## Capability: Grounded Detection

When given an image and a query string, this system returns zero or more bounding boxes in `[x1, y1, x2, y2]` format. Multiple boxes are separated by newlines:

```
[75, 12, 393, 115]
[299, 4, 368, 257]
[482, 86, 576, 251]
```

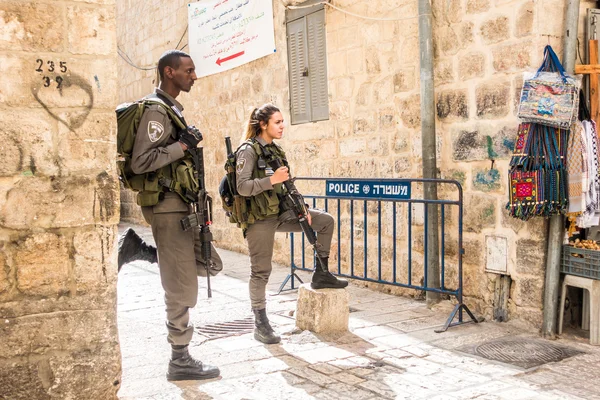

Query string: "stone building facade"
[117, 0, 594, 329]
[0, 0, 121, 398]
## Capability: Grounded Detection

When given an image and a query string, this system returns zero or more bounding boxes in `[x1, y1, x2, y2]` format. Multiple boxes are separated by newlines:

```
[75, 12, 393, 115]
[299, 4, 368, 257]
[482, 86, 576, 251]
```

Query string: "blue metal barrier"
[277, 177, 479, 332]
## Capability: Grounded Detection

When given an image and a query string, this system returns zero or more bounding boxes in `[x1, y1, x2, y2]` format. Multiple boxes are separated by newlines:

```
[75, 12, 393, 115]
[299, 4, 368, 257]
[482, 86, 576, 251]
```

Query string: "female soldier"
[236, 103, 348, 344]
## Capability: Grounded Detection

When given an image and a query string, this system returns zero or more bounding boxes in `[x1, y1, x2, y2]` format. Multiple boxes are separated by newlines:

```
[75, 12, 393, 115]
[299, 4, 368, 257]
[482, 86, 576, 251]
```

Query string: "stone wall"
[0, 1, 121, 398]
[116, 0, 593, 328]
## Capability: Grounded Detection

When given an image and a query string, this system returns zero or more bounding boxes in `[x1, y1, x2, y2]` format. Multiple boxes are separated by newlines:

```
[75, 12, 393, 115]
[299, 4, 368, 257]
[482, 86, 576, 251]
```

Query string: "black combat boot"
[311, 257, 349, 289]
[166, 345, 220, 381]
[252, 308, 281, 344]
[117, 228, 158, 271]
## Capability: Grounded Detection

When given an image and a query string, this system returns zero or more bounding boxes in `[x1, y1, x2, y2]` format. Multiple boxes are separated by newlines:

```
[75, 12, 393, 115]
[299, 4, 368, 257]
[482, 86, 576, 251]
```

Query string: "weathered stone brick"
[397, 94, 421, 129]
[73, 226, 117, 291]
[373, 79, 394, 104]
[437, 89, 469, 121]
[512, 277, 544, 308]
[393, 68, 416, 93]
[0, 250, 10, 296]
[56, 112, 117, 174]
[442, 169, 467, 187]
[464, 193, 496, 233]
[366, 46, 381, 74]
[393, 156, 412, 174]
[516, 1, 534, 37]
[1, 174, 120, 229]
[0, 110, 58, 177]
[14, 233, 70, 297]
[347, 48, 364, 74]
[353, 113, 377, 136]
[492, 42, 533, 72]
[336, 77, 355, 99]
[434, 58, 454, 85]
[515, 238, 546, 275]
[476, 81, 510, 118]
[466, 0, 491, 14]
[67, 5, 115, 55]
[472, 168, 502, 192]
[432, 0, 462, 24]
[378, 107, 396, 131]
[459, 52, 486, 81]
[437, 26, 461, 56]
[0, 2, 64, 52]
[480, 16, 510, 44]
[339, 139, 367, 157]
[393, 129, 409, 153]
[460, 22, 475, 47]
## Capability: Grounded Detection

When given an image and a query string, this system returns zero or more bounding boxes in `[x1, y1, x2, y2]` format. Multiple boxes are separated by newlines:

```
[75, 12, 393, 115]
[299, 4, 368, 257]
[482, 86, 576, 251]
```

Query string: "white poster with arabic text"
[188, 0, 276, 78]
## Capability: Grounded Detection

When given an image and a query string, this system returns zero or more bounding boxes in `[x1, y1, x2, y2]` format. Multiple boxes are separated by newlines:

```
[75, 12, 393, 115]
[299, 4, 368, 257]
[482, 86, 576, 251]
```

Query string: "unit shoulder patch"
[236, 157, 246, 174]
[148, 121, 165, 143]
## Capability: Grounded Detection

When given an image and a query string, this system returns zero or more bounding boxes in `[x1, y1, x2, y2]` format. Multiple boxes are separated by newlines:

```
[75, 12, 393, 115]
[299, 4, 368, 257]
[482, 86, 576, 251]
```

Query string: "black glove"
[179, 126, 203, 149]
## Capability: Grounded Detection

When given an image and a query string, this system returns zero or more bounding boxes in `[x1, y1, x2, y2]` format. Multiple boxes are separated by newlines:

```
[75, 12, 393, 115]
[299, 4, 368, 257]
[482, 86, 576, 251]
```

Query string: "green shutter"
[287, 18, 310, 125]
[306, 10, 329, 122]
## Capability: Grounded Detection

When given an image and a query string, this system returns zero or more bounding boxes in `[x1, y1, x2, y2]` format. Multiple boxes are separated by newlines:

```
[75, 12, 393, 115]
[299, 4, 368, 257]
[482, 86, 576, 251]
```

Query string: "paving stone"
[117, 223, 600, 400]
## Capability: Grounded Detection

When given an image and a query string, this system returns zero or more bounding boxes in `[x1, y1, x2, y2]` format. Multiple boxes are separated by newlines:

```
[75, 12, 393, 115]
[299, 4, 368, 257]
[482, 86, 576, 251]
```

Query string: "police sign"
[325, 180, 411, 200]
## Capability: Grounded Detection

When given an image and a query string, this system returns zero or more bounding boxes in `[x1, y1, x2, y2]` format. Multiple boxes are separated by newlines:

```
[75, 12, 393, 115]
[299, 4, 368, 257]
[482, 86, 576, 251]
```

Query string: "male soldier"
[130, 49, 221, 381]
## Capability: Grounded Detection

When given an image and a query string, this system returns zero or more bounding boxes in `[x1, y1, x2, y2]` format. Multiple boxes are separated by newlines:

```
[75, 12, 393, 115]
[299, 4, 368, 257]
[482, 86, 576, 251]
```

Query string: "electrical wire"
[286, 0, 418, 22]
[117, 46, 156, 71]
[176, 26, 188, 50]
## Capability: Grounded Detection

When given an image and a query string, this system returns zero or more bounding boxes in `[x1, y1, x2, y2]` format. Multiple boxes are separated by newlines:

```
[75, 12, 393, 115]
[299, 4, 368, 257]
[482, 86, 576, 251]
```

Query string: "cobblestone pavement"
[117, 224, 600, 400]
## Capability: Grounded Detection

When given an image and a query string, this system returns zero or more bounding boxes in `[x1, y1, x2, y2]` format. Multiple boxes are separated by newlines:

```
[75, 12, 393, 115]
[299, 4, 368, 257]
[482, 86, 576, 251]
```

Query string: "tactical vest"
[116, 100, 199, 207]
[232, 140, 289, 230]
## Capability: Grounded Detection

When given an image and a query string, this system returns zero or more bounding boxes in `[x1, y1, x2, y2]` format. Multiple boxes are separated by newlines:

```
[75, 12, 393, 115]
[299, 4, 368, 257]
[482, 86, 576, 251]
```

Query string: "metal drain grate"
[196, 317, 255, 340]
[460, 337, 584, 369]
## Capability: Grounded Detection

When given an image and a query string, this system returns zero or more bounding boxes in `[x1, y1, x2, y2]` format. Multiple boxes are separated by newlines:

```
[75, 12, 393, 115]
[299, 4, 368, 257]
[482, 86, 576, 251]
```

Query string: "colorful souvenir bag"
[507, 123, 569, 220]
[517, 45, 582, 129]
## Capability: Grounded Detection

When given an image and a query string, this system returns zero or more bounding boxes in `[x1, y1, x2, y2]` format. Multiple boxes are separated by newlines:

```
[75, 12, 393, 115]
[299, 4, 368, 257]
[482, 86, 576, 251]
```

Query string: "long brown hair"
[243, 104, 280, 141]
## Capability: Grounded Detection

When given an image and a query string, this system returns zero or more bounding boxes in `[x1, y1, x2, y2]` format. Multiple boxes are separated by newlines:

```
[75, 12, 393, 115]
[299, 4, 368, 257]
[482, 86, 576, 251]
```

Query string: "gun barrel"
[225, 136, 233, 156]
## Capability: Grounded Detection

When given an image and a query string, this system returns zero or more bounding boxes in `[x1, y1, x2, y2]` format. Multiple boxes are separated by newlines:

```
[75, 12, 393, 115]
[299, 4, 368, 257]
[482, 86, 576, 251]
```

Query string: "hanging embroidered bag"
[517, 45, 582, 129]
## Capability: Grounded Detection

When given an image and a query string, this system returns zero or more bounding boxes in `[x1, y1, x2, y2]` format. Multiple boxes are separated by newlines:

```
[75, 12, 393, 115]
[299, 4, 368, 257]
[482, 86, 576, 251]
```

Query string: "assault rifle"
[258, 144, 326, 266]
[180, 143, 214, 298]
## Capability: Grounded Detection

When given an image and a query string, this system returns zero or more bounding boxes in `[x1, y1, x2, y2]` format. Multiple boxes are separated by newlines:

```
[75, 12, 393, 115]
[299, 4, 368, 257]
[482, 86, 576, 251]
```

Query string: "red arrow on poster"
[216, 51, 245, 66]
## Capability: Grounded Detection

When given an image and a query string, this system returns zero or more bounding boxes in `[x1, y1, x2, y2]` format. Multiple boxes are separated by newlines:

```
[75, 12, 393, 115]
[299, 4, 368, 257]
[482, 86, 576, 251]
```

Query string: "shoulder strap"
[152, 93, 188, 130]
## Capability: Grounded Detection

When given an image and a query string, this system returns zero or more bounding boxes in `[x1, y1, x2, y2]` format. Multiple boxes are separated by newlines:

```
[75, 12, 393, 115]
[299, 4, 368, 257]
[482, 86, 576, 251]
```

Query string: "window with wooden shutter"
[286, 5, 329, 125]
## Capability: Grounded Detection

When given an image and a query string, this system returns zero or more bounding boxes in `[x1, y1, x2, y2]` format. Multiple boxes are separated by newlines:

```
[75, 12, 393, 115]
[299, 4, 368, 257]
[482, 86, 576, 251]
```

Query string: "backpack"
[219, 138, 250, 228]
[115, 99, 185, 192]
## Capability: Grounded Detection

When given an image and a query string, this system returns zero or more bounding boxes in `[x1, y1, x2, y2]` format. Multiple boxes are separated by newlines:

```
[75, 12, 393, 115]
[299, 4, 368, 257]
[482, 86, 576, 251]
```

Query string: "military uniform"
[131, 88, 222, 346]
[235, 136, 334, 309]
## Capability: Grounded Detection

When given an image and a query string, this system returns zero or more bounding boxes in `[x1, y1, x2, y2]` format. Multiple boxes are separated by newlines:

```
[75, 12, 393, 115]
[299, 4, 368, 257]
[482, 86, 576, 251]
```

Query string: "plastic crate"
[561, 245, 600, 280]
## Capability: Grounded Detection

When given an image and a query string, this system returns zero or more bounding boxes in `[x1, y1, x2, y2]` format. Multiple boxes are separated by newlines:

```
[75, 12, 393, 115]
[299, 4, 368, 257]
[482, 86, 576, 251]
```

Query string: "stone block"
[339, 139, 367, 157]
[0, 110, 58, 177]
[397, 94, 421, 129]
[515, 238, 545, 275]
[473, 168, 502, 192]
[378, 107, 396, 131]
[353, 113, 377, 136]
[476, 81, 510, 119]
[366, 46, 381, 74]
[516, 1, 534, 37]
[0, 54, 117, 109]
[466, 0, 491, 14]
[14, 233, 70, 297]
[56, 111, 117, 174]
[0, 251, 10, 296]
[480, 16, 510, 44]
[73, 226, 118, 292]
[347, 48, 364, 74]
[67, 5, 116, 55]
[1, 174, 120, 229]
[459, 53, 486, 81]
[432, 0, 462, 24]
[296, 284, 349, 333]
[434, 58, 454, 85]
[492, 42, 533, 72]
[393, 129, 409, 153]
[464, 193, 496, 233]
[393, 68, 416, 93]
[436, 26, 460, 56]
[512, 277, 543, 308]
[0, 2, 64, 52]
[336, 77, 355, 99]
[436, 89, 469, 121]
